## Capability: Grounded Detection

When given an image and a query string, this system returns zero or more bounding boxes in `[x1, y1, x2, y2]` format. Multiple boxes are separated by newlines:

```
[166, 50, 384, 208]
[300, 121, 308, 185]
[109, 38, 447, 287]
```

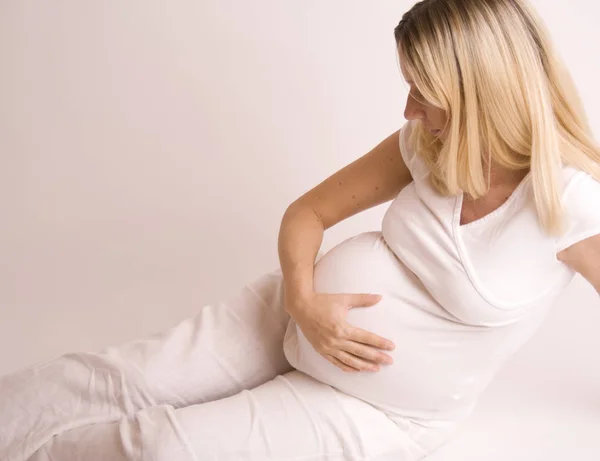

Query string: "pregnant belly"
[282, 231, 510, 423]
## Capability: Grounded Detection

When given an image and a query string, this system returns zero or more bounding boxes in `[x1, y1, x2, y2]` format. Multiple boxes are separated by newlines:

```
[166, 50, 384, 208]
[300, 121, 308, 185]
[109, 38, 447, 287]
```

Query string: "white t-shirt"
[283, 120, 600, 427]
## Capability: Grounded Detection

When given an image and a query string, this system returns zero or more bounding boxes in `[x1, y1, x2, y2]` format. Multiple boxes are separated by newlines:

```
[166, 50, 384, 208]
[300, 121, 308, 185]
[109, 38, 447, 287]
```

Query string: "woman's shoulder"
[398, 120, 429, 180]
[558, 163, 599, 198]
[398, 120, 417, 166]
[555, 163, 600, 252]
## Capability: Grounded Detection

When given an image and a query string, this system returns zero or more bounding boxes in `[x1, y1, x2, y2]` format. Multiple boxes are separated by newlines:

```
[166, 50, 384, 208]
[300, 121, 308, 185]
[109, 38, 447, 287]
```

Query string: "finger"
[324, 354, 360, 373]
[349, 326, 395, 351]
[342, 340, 394, 365]
[335, 350, 380, 372]
[348, 293, 383, 308]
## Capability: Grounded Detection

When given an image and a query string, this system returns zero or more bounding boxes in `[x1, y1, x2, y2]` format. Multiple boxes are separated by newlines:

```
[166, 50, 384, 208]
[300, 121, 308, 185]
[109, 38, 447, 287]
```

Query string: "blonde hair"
[394, 0, 600, 235]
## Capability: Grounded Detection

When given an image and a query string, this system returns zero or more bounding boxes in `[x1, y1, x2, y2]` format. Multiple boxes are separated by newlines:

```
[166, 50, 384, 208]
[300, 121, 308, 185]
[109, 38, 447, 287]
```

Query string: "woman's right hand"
[285, 292, 396, 373]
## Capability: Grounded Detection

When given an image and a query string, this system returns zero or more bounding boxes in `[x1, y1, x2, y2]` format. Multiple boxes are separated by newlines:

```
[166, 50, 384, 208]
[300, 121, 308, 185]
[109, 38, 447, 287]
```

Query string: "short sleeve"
[399, 120, 428, 180]
[555, 170, 600, 253]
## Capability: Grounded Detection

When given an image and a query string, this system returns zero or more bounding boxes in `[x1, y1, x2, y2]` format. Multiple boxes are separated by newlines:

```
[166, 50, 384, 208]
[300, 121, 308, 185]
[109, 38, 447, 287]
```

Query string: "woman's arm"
[277, 128, 413, 304]
[557, 233, 600, 295]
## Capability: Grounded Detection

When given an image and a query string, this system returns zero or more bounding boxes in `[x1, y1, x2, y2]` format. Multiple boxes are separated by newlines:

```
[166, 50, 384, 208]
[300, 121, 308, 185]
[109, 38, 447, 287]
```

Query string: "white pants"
[0, 267, 433, 461]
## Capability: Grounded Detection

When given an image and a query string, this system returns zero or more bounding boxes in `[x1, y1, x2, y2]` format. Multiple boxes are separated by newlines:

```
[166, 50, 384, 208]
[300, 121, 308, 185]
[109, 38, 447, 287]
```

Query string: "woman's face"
[399, 52, 448, 140]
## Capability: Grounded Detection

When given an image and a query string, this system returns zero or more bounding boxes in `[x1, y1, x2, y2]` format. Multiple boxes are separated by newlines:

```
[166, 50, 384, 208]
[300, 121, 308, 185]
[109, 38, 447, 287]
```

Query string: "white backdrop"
[1, 1, 599, 458]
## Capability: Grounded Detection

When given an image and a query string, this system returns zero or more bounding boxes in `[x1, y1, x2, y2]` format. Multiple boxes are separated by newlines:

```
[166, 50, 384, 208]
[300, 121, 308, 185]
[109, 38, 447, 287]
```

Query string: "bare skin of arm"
[278, 129, 412, 299]
[277, 129, 413, 371]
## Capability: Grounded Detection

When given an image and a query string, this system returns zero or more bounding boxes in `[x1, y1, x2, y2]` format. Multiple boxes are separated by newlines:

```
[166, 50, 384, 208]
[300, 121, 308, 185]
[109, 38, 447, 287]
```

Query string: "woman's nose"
[404, 95, 425, 121]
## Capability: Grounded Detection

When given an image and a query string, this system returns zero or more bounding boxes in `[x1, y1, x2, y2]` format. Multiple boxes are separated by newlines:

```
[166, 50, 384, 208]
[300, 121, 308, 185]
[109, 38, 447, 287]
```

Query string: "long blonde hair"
[394, 0, 600, 235]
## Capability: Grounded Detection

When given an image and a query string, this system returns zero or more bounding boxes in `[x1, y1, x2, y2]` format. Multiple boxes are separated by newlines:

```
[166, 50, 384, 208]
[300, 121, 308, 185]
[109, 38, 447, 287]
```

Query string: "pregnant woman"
[2, 0, 600, 460]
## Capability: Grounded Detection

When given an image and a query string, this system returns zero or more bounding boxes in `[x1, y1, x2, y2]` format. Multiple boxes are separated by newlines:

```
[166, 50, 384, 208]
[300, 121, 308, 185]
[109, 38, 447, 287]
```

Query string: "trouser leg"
[0, 267, 294, 461]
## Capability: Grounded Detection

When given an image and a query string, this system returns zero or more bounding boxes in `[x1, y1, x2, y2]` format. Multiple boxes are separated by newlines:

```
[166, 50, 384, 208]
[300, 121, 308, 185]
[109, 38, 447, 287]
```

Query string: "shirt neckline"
[450, 171, 544, 310]
[455, 170, 532, 230]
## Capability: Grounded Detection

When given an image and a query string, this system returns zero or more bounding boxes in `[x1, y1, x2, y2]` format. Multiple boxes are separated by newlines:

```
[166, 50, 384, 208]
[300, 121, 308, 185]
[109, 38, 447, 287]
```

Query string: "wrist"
[284, 286, 314, 313]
